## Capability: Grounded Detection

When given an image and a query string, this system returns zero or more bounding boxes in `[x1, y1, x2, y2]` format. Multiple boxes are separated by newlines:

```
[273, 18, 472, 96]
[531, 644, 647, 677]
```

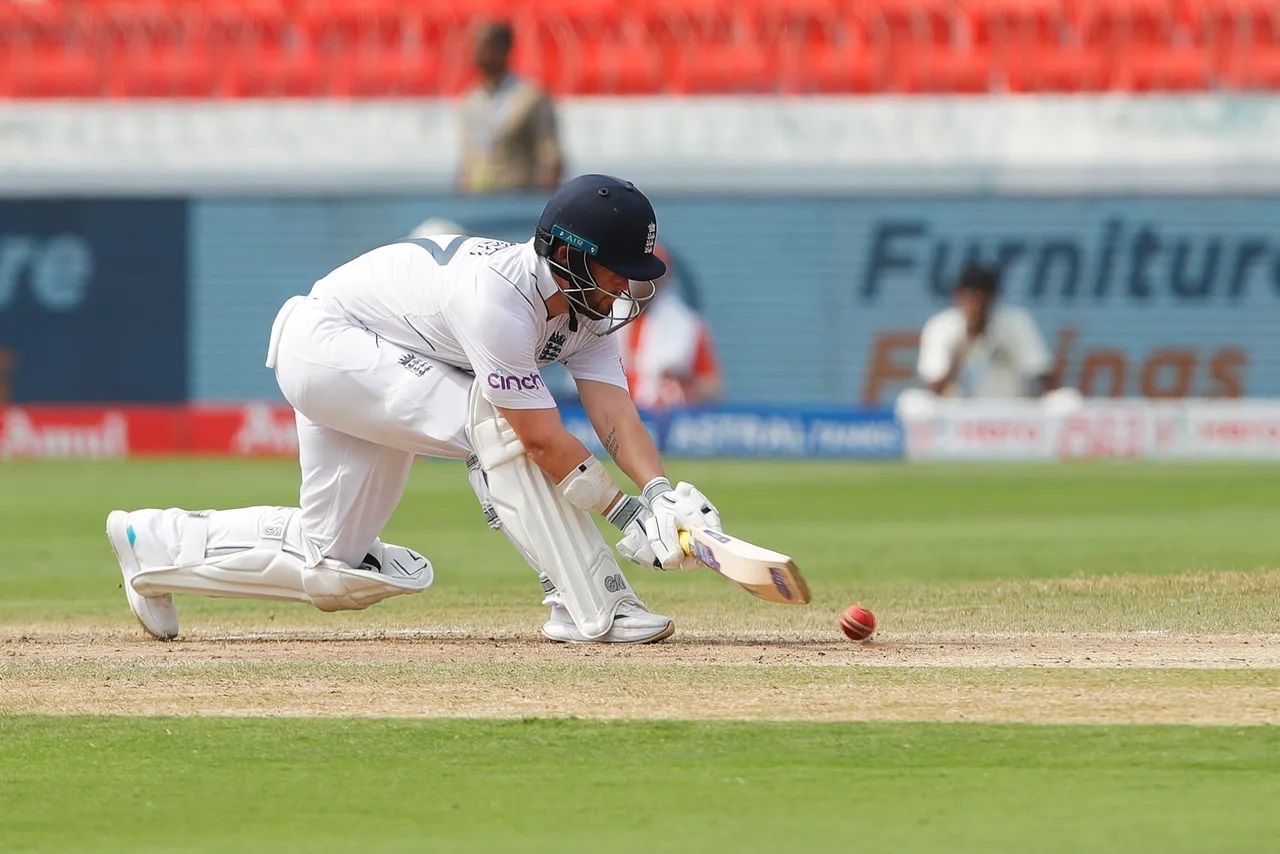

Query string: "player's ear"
[553, 243, 569, 264]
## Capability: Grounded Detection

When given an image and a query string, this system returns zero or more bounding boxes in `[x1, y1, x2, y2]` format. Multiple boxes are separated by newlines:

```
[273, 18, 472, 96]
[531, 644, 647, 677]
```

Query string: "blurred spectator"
[458, 22, 563, 194]
[617, 244, 723, 410]
[916, 262, 1059, 399]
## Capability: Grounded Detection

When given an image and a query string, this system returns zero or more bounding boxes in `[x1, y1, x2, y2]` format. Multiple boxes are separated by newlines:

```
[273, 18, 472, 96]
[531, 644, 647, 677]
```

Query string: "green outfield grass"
[2, 716, 1278, 853]
[4, 459, 1279, 852]
[2, 459, 1278, 632]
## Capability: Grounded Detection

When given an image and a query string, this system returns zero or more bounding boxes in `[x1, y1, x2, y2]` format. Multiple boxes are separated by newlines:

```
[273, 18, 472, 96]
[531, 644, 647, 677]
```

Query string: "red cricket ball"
[840, 604, 876, 641]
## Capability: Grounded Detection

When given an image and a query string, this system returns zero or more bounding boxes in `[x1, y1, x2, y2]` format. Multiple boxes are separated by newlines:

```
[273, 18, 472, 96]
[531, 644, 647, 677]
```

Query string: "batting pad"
[128, 506, 430, 612]
[467, 386, 635, 639]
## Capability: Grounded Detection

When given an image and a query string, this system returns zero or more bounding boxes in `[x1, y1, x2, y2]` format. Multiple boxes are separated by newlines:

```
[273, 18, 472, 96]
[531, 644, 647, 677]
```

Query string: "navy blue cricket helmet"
[534, 174, 665, 333]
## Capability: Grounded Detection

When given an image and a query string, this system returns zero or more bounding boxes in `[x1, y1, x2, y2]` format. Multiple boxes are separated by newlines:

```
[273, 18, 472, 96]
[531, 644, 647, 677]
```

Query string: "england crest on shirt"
[538, 331, 568, 363]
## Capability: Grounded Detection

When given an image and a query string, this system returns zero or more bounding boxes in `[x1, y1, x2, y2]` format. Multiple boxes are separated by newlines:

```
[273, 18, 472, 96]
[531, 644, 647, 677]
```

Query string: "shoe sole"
[106, 511, 178, 642]
[542, 621, 676, 645]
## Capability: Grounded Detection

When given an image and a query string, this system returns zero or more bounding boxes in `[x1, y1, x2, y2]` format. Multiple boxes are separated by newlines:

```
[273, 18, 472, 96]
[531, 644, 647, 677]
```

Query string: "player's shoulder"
[461, 239, 543, 320]
[475, 238, 533, 286]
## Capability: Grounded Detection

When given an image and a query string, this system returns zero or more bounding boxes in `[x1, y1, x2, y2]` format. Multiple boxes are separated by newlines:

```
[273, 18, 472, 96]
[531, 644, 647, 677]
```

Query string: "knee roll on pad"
[305, 558, 429, 612]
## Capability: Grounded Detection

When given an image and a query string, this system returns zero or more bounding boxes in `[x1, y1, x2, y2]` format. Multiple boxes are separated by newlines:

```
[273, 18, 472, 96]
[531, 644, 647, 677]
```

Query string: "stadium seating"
[1, 0, 1278, 97]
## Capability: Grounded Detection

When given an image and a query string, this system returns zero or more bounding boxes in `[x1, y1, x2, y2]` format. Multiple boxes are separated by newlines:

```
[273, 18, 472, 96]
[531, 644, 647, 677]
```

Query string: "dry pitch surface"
[5, 460, 1279, 728]
[6, 625, 1279, 725]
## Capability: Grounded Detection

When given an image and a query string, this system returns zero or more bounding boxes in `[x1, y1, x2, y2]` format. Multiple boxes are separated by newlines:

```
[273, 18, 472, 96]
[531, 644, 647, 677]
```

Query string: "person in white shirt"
[105, 175, 722, 645]
[917, 263, 1058, 399]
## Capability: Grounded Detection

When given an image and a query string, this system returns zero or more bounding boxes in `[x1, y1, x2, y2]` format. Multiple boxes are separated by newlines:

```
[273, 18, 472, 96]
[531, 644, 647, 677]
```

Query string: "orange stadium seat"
[902, 46, 995, 94]
[4, 0, 1280, 96]
[227, 45, 324, 97]
[1117, 44, 1216, 91]
[1223, 47, 1280, 90]
[1006, 45, 1113, 93]
[2, 47, 101, 97]
[107, 47, 219, 97]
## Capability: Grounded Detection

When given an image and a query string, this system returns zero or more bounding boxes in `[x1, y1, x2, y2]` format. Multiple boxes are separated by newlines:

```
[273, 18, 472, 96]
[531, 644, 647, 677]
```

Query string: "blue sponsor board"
[5, 193, 1276, 409]
[189, 194, 1280, 407]
[560, 404, 902, 459]
[0, 200, 187, 402]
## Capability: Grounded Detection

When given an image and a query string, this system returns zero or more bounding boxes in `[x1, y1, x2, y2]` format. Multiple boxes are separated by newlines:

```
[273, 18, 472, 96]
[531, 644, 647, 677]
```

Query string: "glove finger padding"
[608, 494, 681, 571]
[647, 497, 690, 570]
[673, 482, 721, 532]
[615, 526, 660, 570]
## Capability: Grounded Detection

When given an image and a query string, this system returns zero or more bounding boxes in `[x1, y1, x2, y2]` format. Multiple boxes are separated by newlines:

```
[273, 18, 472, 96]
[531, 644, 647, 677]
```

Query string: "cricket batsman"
[106, 174, 722, 644]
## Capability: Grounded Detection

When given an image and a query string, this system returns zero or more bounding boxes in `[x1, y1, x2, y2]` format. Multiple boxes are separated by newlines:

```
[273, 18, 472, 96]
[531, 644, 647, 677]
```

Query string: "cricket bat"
[677, 526, 811, 605]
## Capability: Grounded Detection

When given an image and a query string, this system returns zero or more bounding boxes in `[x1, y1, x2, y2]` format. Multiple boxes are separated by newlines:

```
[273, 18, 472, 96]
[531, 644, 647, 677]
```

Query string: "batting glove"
[641, 478, 722, 571]
[606, 494, 682, 571]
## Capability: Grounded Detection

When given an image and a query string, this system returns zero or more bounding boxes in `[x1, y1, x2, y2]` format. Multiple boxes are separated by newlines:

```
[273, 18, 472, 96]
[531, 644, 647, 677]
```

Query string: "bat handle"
[678, 529, 694, 557]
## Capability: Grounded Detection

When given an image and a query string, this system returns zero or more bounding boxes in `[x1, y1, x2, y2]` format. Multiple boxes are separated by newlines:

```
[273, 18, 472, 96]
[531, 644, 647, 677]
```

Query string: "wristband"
[605, 495, 645, 532]
[641, 476, 673, 508]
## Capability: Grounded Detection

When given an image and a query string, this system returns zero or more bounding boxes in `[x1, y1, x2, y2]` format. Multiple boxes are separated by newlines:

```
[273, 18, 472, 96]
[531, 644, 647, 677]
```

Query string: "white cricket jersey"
[308, 236, 626, 408]
[917, 305, 1052, 398]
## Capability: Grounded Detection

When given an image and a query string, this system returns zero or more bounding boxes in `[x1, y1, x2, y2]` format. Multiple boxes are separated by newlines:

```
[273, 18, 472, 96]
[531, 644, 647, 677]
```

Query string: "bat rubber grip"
[678, 530, 693, 557]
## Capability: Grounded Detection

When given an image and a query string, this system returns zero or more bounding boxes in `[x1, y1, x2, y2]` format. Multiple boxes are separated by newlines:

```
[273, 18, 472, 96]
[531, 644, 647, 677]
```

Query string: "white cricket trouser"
[268, 296, 474, 566]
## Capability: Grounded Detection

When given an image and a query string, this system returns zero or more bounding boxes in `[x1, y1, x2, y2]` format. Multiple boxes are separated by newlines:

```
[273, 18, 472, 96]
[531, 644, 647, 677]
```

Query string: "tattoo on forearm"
[604, 428, 620, 458]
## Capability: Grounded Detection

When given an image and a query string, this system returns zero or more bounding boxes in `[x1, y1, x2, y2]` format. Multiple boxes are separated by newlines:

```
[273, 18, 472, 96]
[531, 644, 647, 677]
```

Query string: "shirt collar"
[523, 238, 562, 305]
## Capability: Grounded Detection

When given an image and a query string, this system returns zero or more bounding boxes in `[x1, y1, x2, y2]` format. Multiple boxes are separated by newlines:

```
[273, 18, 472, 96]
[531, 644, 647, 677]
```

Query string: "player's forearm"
[584, 402, 663, 488]
[521, 428, 597, 484]
[577, 381, 663, 487]
[609, 420, 665, 490]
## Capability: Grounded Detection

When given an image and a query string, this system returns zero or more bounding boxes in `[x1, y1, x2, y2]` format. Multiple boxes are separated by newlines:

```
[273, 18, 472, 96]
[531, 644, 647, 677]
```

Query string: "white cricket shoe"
[106, 510, 180, 641]
[541, 599, 675, 644]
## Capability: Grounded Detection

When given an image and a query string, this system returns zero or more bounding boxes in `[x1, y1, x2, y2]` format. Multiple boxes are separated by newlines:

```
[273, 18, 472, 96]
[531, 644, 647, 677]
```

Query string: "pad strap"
[177, 511, 211, 567]
[466, 454, 502, 530]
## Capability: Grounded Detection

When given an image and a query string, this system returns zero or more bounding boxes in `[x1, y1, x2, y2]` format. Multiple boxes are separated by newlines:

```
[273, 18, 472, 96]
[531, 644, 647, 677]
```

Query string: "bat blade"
[678, 527, 811, 605]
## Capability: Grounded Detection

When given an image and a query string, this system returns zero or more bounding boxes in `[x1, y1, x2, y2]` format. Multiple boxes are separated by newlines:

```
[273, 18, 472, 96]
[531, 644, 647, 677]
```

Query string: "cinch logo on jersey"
[550, 225, 598, 256]
[487, 372, 543, 391]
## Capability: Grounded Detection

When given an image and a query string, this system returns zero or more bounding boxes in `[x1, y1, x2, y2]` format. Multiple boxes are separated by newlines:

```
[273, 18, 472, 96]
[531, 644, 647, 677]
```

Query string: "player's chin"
[591, 295, 618, 314]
